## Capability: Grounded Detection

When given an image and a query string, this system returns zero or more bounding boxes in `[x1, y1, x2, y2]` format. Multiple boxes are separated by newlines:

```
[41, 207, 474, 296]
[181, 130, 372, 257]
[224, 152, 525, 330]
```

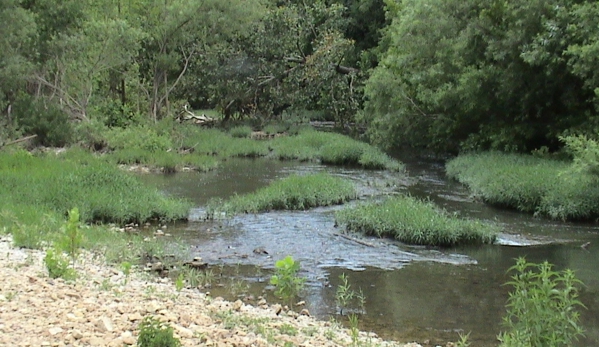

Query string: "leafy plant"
[270, 255, 305, 302]
[137, 316, 181, 347]
[498, 258, 585, 347]
[121, 261, 132, 284]
[44, 247, 77, 280]
[336, 273, 355, 315]
[175, 273, 184, 292]
[56, 207, 83, 266]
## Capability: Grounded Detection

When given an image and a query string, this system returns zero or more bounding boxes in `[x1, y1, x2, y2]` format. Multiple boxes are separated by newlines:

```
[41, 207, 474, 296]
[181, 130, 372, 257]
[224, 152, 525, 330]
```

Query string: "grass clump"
[229, 125, 253, 138]
[0, 150, 190, 224]
[269, 129, 403, 171]
[335, 195, 498, 247]
[211, 173, 356, 214]
[446, 152, 599, 220]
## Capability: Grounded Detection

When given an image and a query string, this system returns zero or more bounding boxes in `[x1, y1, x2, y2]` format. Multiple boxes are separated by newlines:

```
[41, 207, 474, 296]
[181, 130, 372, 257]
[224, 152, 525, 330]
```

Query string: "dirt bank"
[0, 235, 423, 347]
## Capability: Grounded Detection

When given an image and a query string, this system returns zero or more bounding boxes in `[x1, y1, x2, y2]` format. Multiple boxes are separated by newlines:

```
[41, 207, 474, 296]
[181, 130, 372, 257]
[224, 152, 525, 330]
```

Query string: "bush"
[137, 316, 181, 347]
[13, 95, 73, 147]
[44, 248, 77, 280]
[270, 255, 305, 302]
[335, 195, 498, 247]
[210, 173, 357, 214]
[498, 258, 585, 347]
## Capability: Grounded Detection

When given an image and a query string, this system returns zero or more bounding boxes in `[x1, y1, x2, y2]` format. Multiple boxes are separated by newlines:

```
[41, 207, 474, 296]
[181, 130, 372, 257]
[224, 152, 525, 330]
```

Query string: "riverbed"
[141, 155, 599, 347]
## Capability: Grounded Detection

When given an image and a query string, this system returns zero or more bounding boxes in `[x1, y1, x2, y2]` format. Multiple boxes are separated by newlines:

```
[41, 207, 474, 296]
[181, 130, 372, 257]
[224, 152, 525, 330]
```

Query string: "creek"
[141, 155, 599, 347]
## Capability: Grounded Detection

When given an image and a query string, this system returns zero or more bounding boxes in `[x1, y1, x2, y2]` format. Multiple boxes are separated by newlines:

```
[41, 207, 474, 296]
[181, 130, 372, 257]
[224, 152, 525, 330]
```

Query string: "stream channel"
[141, 154, 599, 347]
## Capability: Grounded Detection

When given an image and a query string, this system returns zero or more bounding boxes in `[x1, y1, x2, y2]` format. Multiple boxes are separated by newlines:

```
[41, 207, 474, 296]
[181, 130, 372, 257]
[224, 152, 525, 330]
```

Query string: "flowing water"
[141, 156, 599, 347]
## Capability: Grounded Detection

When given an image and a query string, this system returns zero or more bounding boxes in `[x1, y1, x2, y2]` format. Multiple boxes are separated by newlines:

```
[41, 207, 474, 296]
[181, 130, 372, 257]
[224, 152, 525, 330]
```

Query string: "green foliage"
[121, 261, 132, 284]
[137, 316, 181, 347]
[335, 273, 366, 315]
[446, 152, 599, 220]
[229, 125, 253, 138]
[335, 195, 498, 247]
[56, 207, 83, 265]
[270, 256, 306, 302]
[561, 134, 599, 177]
[175, 273, 184, 292]
[0, 150, 190, 225]
[363, 0, 599, 153]
[44, 248, 77, 280]
[13, 96, 73, 147]
[105, 126, 172, 152]
[498, 258, 585, 347]
[211, 173, 356, 215]
[269, 129, 403, 171]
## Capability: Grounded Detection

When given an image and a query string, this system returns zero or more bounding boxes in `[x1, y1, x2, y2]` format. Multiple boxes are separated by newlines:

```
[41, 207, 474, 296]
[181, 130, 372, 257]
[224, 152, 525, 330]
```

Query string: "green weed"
[137, 316, 181, 347]
[44, 248, 77, 281]
[270, 255, 306, 303]
[498, 258, 585, 347]
[335, 195, 498, 247]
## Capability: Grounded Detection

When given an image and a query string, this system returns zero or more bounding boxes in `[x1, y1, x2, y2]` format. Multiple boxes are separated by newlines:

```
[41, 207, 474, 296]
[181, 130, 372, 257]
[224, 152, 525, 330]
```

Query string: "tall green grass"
[269, 129, 403, 171]
[210, 173, 357, 214]
[446, 152, 599, 220]
[0, 150, 190, 225]
[335, 195, 498, 247]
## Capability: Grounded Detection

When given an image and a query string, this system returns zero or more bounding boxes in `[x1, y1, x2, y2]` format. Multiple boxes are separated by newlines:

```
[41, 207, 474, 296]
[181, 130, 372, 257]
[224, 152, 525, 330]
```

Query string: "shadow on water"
[141, 157, 599, 347]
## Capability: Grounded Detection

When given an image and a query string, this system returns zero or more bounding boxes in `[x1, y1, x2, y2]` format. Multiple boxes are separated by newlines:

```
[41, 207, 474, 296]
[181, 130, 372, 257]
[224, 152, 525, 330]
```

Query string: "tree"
[0, 0, 37, 124]
[363, 0, 597, 153]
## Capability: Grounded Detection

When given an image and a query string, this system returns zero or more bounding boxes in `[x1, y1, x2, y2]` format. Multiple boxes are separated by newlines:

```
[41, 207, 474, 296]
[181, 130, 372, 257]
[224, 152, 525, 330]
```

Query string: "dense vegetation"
[335, 195, 498, 246]
[362, 0, 599, 153]
[209, 173, 357, 215]
[0, 149, 190, 226]
[4, 0, 599, 155]
[446, 151, 599, 221]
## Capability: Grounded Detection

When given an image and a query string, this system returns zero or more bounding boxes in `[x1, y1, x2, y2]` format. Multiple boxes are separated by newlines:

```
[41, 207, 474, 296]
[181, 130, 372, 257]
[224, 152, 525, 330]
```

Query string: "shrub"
[13, 95, 73, 147]
[44, 248, 77, 280]
[212, 173, 356, 214]
[137, 316, 181, 347]
[498, 258, 585, 347]
[270, 255, 305, 302]
[335, 195, 498, 247]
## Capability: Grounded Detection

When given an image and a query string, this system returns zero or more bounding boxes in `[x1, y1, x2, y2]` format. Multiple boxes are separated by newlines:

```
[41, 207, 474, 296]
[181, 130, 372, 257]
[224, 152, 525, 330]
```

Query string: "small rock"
[272, 304, 283, 315]
[128, 312, 143, 321]
[72, 330, 83, 339]
[173, 324, 194, 338]
[48, 327, 63, 335]
[232, 300, 243, 311]
[295, 301, 306, 306]
[299, 309, 310, 317]
[95, 317, 114, 332]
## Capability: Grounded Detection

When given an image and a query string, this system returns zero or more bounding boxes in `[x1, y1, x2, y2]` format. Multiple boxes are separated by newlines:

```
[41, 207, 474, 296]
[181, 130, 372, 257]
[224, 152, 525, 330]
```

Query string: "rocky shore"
[0, 235, 423, 347]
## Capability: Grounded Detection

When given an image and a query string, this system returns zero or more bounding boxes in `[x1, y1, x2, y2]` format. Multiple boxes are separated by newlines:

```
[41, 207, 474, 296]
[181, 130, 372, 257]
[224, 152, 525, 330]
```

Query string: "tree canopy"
[363, 0, 599, 153]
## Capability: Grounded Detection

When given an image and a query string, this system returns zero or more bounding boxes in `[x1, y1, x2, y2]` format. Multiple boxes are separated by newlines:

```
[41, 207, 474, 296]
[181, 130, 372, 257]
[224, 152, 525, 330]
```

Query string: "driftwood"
[0, 134, 37, 148]
[177, 104, 215, 125]
[333, 232, 376, 248]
